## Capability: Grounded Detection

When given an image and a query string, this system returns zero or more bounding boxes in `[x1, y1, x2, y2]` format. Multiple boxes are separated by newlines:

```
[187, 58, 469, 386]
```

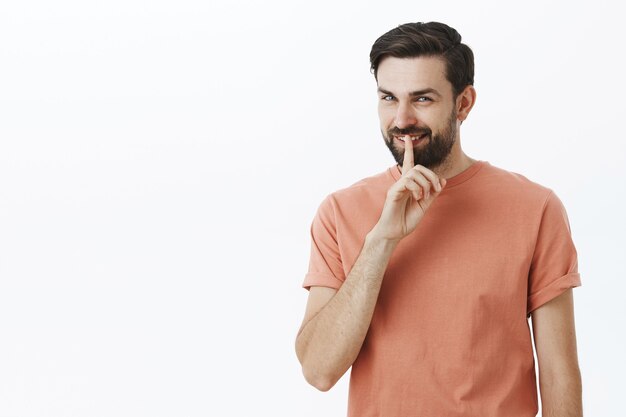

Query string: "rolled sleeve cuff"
[527, 272, 581, 316]
[303, 272, 344, 291]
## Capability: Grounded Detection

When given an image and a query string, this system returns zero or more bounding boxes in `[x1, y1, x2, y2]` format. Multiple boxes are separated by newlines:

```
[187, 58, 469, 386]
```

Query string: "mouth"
[393, 133, 429, 145]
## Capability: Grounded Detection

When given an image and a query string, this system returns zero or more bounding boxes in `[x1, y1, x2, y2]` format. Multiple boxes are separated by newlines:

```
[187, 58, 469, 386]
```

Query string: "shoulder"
[317, 167, 395, 214]
[477, 162, 556, 207]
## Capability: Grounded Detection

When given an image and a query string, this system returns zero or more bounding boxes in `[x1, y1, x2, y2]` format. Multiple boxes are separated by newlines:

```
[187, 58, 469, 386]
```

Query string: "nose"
[394, 101, 418, 129]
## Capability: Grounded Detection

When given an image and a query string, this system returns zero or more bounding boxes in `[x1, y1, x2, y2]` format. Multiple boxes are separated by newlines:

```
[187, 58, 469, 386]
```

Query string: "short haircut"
[370, 22, 475, 96]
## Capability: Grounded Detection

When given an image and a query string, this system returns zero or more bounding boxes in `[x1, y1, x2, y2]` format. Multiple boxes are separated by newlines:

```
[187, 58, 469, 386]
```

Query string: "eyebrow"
[377, 87, 441, 97]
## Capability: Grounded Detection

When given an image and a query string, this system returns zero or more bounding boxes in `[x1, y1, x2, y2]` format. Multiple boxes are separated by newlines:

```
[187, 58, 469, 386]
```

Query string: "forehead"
[376, 56, 451, 96]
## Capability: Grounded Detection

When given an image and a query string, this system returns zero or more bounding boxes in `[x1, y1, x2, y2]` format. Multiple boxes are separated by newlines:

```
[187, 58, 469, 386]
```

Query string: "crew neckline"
[389, 160, 487, 189]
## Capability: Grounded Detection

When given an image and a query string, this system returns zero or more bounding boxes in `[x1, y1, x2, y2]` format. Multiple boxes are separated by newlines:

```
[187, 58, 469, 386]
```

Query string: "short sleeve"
[302, 195, 346, 291]
[527, 190, 581, 315]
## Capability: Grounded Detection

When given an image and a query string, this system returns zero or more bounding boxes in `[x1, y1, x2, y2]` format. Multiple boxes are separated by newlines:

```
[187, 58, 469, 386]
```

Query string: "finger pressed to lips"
[402, 135, 414, 175]
[400, 135, 443, 196]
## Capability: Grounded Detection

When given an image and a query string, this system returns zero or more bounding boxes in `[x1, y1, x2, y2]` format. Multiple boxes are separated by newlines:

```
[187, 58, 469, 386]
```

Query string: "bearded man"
[295, 21, 583, 417]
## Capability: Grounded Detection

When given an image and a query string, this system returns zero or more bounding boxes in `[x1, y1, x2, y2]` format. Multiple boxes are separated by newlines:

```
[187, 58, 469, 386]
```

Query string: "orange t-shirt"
[303, 161, 581, 417]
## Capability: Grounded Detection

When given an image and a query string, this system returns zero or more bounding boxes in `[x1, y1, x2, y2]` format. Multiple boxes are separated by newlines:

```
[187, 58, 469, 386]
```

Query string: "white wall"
[0, 0, 623, 415]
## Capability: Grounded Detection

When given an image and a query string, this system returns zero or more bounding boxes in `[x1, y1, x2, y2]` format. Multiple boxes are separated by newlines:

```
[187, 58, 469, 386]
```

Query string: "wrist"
[366, 227, 402, 249]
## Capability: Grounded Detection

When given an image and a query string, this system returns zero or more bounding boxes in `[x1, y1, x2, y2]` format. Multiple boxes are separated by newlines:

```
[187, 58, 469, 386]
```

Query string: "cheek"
[378, 107, 396, 127]
[429, 109, 452, 129]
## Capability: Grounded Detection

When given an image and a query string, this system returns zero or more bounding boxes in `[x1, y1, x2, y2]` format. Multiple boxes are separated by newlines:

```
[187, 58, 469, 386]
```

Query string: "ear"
[456, 85, 476, 122]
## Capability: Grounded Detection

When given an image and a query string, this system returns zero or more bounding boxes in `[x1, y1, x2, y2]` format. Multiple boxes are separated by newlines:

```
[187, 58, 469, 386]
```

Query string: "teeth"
[397, 135, 422, 142]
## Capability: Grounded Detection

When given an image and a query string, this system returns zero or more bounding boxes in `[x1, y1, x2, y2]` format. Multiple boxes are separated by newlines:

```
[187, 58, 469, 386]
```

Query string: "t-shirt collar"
[389, 160, 487, 189]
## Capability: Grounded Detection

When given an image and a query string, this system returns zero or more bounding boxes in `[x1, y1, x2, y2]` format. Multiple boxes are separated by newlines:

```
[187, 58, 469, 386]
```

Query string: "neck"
[436, 130, 474, 178]
[432, 149, 475, 179]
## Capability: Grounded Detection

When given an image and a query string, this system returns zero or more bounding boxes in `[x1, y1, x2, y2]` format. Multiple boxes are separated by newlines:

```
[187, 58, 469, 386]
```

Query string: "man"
[295, 21, 583, 417]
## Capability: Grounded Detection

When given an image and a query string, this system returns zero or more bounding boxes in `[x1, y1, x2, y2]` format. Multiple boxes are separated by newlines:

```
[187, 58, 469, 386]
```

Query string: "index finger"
[402, 135, 414, 175]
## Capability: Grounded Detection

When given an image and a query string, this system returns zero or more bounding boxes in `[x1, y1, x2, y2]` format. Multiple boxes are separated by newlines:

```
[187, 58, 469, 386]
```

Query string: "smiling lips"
[394, 133, 429, 143]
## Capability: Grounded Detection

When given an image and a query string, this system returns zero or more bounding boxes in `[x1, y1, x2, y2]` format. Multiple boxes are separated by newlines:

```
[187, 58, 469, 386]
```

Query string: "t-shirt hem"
[527, 272, 581, 315]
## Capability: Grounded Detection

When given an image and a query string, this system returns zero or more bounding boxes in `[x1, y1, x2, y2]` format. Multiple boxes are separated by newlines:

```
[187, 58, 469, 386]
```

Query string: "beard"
[383, 109, 458, 170]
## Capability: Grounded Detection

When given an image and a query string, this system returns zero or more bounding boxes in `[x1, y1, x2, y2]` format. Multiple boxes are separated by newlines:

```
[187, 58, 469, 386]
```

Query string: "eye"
[415, 96, 432, 102]
[381, 95, 395, 102]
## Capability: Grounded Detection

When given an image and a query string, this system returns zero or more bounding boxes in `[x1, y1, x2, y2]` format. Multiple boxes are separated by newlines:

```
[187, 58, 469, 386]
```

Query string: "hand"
[371, 135, 446, 242]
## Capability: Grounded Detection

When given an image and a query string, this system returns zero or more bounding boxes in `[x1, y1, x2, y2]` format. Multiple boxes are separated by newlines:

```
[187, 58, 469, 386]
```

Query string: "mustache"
[387, 126, 432, 137]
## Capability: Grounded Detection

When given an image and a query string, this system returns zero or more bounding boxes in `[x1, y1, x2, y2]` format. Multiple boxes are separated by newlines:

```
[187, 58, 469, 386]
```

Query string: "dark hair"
[370, 22, 474, 97]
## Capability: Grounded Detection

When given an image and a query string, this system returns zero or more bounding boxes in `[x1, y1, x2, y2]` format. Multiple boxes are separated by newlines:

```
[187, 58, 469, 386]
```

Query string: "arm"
[295, 231, 399, 391]
[531, 289, 583, 417]
[295, 137, 446, 391]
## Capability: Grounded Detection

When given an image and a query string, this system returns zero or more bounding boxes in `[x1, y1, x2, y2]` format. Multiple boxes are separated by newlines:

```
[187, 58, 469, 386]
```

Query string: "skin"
[377, 56, 476, 179]
[532, 289, 583, 416]
[295, 56, 582, 416]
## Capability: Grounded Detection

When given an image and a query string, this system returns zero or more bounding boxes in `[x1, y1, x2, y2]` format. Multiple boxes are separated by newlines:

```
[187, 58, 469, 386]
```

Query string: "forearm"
[296, 231, 398, 391]
[539, 366, 583, 417]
